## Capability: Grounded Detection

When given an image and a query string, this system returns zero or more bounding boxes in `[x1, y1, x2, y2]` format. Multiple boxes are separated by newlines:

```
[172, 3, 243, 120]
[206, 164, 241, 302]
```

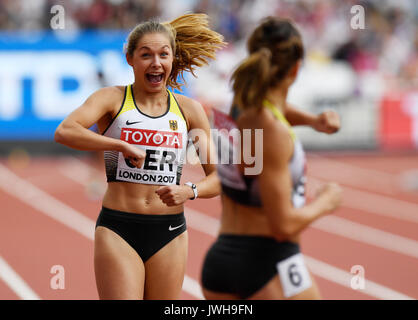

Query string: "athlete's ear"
[126, 53, 133, 67]
[290, 60, 301, 78]
[287, 59, 301, 85]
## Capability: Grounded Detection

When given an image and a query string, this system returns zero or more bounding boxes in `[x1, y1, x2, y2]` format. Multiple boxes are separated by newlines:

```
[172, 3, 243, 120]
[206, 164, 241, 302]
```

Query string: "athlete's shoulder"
[172, 93, 203, 112]
[95, 85, 125, 99]
[262, 109, 294, 163]
[82, 86, 126, 114]
[240, 107, 293, 160]
[86, 85, 125, 104]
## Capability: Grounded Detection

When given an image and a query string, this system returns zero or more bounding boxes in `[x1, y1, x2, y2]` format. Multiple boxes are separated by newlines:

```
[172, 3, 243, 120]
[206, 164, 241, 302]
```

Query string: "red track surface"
[0, 152, 417, 300]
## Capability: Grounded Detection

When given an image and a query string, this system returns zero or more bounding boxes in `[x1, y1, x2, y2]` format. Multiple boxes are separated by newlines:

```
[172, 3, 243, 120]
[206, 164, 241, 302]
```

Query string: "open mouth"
[146, 73, 164, 84]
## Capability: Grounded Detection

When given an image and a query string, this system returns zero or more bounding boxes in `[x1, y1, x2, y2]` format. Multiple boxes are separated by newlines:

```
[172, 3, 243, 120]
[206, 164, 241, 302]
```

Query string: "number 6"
[288, 263, 302, 287]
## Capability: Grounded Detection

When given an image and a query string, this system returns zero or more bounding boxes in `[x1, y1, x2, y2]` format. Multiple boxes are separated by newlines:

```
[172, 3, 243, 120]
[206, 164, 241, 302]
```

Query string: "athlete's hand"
[315, 182, 342, 215]
[120, 141, 145, 168]
[155, 185, 194, 206]
[312, 110, 340, 134]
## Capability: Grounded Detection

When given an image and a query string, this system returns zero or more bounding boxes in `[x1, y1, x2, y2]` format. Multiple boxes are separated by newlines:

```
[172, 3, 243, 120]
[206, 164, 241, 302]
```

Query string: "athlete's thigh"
[143, 231, 188, 300]
[202, 288, 241, 300]
[94, 226, 145, 300]
[247, 274, 284, 300]
[289, 271, 321, 300]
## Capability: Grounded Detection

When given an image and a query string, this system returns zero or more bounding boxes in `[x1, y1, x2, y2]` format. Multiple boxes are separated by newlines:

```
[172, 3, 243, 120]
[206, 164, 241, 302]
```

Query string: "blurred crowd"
[0, 0, 416, 88]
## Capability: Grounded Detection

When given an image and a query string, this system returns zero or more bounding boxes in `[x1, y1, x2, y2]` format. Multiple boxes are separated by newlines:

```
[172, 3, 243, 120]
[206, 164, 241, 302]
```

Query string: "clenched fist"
[121, 141, 146, 168]
[313, 110, 341, 134]
[155, 184, 194, 206]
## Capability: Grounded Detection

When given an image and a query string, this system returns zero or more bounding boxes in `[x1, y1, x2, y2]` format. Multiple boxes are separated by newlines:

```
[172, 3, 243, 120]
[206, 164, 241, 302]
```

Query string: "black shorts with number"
[201, 234, 300, 299]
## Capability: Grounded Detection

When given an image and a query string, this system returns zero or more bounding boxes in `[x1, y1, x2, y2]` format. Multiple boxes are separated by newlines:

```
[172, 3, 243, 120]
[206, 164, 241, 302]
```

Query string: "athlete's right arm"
[257, 119, 342, 241]
[54, 87, 145, 168]
[285, 102, 340, 134]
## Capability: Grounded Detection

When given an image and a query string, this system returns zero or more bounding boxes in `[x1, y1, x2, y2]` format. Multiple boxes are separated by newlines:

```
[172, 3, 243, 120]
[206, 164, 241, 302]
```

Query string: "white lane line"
[185, 160, 418, 225]
[0, 163, 199, 300]
[307, 154, 397, 195]
[59, 157, 106, 183]
[182, 275, 204, 300]
[309, 154, 418, 194]
[186, 196, 418, 259]
[184, 208, 414, 300]
[308, 176, 418, 224]
[0, 255, 40, 300]
[67, 156, 418, 225]
[313, 216, 418, 259]
[0, 164, 96, 241]
[185, 208, 220, 237]
[58, 157, 104, 186]
[60, 158, 418, 225]
[17, 160, 414, 300]
[305, 256, 413, 300]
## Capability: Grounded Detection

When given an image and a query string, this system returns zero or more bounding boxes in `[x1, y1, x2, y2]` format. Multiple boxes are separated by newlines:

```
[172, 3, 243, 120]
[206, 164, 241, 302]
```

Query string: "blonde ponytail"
[163, 13, 226, 90]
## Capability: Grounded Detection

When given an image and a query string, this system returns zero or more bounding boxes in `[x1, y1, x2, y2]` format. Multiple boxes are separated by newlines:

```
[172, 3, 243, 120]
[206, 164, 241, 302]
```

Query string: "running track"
[0, 152, 417, 300]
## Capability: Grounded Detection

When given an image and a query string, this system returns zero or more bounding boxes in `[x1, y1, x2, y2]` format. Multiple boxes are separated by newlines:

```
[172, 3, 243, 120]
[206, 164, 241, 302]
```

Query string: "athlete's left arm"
[285, 102, 340, 134]
[184, 98, 221, 199]
[155, 96, 221, 207]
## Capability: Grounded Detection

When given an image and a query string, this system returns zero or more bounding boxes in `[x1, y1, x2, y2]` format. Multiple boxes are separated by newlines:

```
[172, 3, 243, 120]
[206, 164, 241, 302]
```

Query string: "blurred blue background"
[0, 30, 132, 139]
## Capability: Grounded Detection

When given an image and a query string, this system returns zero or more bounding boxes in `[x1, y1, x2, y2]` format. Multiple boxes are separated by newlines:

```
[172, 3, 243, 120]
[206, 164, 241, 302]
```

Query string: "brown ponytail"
[231, 48, 275, 110]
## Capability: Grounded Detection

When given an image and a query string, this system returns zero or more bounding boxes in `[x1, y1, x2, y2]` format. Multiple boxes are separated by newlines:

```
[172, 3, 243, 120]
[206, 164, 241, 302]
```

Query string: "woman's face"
[127, 32, 173, 93]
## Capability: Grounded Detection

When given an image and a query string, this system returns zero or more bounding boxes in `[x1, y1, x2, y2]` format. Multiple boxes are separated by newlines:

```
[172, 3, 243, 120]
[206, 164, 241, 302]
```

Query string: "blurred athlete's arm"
[230, 103, 340, 134]
[258, 116, 341, 241]
[285, 102, 340, 134]
[54, 87, 144, 168]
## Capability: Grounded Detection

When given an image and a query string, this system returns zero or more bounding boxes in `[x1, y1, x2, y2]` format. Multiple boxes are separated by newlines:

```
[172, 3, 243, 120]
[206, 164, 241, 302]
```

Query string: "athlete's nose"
[150, 54, 162, 68]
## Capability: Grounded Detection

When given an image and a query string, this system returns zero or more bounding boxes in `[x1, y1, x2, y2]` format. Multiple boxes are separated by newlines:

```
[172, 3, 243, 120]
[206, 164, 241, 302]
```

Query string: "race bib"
[116, 127, 184, 185]
[277, 253, 312, 298]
